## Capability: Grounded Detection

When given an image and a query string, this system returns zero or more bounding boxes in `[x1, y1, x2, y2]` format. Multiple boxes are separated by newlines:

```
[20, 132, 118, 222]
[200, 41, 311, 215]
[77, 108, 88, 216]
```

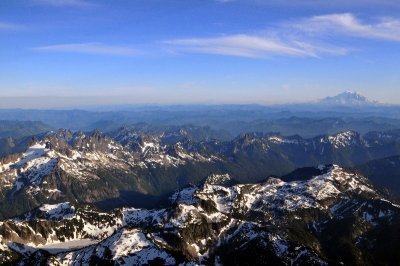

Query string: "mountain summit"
[319, 91, 378, 106]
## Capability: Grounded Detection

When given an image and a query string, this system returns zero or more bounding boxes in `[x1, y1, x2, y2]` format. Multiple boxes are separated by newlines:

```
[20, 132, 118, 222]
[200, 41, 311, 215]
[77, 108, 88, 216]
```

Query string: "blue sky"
[1, 0, 400, 108]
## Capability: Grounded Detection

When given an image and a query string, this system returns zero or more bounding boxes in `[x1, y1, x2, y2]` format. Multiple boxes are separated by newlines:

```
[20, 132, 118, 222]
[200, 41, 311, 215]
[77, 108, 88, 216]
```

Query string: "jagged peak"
[205, 173, 233, 186]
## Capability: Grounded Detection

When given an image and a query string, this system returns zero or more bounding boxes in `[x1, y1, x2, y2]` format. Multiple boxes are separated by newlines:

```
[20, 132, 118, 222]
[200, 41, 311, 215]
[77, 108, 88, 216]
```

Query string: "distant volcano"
[318, 91, 379, 106]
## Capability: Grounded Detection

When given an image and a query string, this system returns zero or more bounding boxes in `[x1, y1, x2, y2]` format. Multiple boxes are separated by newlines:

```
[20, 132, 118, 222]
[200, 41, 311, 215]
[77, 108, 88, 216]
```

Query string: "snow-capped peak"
[326, 131, 359, 148]
[318, 91, 379, 106]
[38, 202, 76, 220]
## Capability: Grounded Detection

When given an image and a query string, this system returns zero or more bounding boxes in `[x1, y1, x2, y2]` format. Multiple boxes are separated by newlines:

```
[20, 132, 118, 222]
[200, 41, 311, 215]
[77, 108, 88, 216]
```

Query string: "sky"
[1, 0, 400, 108]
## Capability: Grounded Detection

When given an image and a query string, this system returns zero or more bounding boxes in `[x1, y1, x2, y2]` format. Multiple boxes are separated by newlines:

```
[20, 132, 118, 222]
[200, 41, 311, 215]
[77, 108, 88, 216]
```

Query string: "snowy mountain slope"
[2, 165, 400, 265]
[0, 129, 222, 219]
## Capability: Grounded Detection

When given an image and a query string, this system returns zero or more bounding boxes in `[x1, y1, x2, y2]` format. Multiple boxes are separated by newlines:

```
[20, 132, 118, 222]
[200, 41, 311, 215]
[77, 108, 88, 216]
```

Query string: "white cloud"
[33, 0, 95, 7]
[296, 13, 400, 41]
[164, 34, 347, 59]
[32, 43, 140, 56]
[164, 13, 400, 59]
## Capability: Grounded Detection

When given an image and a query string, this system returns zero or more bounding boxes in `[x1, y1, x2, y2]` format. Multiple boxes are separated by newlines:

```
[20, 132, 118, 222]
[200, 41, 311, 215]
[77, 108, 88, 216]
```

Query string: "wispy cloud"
[295, 13, 400, 41]
[32, 43, 140, 56]
[33, 0, 95, 8]
[0, 22, 25, 30]
[164, 34, 347, 59]
[164, 13, 400, 59]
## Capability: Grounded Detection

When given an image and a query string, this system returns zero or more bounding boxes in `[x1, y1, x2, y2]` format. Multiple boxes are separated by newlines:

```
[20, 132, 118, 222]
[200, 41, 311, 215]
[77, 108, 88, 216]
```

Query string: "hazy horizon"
[0, 91, 393, 110]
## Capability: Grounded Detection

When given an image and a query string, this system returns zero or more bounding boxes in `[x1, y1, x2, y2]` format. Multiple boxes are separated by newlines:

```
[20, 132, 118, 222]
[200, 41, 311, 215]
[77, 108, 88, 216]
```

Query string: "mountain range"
[1, 127, 400, 220]
[0, 92, 398, 137]
[1, 164, 400, 265]
[0, 92, 400, 264]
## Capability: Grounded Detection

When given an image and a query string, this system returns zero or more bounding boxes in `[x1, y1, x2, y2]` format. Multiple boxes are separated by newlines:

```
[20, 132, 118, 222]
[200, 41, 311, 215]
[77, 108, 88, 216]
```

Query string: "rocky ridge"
[1, 165, 399, 265]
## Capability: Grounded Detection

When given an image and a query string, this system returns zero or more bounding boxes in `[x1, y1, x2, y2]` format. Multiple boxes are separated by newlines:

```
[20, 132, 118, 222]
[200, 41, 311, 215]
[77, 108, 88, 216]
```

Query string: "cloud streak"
[32, 43, 140, 56]
[27, 14, 400, 60]
[296, 13, 400, 41]
[164, 34, 347, 59]
[164, 13, 400, 59]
